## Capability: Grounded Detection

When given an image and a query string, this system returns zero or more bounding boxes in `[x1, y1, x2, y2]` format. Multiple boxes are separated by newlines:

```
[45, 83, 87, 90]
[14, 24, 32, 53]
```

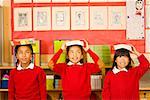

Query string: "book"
[46, 75, 54, 90]
[114, 44, 132, 51]
[66, 40, 84, 46]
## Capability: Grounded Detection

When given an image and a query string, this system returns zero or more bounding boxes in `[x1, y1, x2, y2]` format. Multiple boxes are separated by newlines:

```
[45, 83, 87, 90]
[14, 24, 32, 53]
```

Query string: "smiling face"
[112, 48, 132, 70]
[67, 45, 83, 64]
[115, 56, 129, 70]
[16, 45, 32, 68]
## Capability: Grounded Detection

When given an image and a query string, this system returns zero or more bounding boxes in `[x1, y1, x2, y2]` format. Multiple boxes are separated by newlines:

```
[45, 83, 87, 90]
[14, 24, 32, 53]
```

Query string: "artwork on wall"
[52, 0, 70, 2]
[71, 0, 89, 2]
[33, 7, 51, 31]
[108, 6, 126, 30]
[13, 0, 32, 3]
[146, 5, 150, 29]
[52, 7, 70, 30]
[126, 0, 145, 40]
[14, 8, 32, 31]
[146, 30, 150, 52]
[146, 0, 150, 4]
[71, 6, 89, 30]
[90, 6, 107, 30]
[33, 0, 51, 3]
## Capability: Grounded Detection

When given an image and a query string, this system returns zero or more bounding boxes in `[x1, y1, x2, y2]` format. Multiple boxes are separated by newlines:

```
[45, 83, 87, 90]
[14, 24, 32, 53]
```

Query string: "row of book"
[46, 74, 102, 90]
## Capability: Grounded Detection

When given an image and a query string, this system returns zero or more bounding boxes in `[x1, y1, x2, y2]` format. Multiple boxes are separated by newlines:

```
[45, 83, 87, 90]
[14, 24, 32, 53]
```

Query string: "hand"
[82, 40, 89, 52]
[130, 45, 141, 56]
[61, 41, 67, 50]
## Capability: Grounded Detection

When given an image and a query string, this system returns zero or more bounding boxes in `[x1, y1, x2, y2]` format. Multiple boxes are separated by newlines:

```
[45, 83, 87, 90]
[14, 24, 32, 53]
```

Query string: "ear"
[81, 55, 83, 59]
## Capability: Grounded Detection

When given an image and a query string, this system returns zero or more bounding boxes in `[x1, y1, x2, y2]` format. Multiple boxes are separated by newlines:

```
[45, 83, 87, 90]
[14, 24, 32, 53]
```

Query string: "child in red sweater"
[48, 40, 104, 100]
[102, 44, 150, 100]
[8, 44, 46, 100]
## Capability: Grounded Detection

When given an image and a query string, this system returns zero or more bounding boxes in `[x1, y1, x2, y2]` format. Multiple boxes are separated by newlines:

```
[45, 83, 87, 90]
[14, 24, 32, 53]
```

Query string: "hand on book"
[82, 40, 89, 52]
[130, 45, 141, 56]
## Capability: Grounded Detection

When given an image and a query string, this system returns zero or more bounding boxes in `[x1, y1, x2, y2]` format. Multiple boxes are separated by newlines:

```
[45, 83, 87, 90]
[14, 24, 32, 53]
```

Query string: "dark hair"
[15, 44, 33, 67]
[66, 45, 87, 64]
[112, 48, 132, 70]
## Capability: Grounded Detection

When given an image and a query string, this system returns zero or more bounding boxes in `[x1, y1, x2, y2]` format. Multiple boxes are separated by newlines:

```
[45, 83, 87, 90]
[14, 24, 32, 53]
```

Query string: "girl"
[8, 44, 46, 100]
[48, 40, 104, 100]
[102, 45, 150, 100]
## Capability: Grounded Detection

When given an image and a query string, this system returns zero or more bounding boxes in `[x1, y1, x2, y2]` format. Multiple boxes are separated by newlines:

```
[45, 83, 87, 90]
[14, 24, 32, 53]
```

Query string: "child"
[102, 44, 150, 100]
[8, 44, 46, 100]
[48, 40, 104, 100]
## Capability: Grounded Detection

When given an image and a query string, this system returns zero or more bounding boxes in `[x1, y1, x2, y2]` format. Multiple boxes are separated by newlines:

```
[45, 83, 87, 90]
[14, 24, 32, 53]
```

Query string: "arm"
[131, 46, 149, 78]
[8, 70, 15, 100]
[48, 49, 63, 70]
[102, 72, 111, 100]
[87, 49, 105, 69]
[83, 40, 105, 69]
[38, 68, 47, 100]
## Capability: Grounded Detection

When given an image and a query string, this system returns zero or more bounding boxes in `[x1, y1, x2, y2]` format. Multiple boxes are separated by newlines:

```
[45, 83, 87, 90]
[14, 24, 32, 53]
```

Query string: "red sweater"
[52, 49, 100, 100]
[8, 66, 46, 100]
[102, 54, 150, 100]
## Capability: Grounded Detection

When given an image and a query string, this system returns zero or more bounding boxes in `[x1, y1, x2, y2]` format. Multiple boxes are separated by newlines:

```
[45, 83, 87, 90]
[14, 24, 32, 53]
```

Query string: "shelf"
[0, 88, 101, 92]
[0, 66, 50, 70]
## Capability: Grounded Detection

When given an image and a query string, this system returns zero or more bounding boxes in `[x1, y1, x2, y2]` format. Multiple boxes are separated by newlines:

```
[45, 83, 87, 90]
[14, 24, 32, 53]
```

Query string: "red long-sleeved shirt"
[102, 54, 150, 100]
[52, 49, 100, 100]
[8, 66, 46, 100]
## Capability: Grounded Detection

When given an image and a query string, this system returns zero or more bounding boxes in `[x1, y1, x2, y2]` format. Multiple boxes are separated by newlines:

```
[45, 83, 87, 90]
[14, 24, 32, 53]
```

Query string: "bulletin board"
[11, 0, 146, 54]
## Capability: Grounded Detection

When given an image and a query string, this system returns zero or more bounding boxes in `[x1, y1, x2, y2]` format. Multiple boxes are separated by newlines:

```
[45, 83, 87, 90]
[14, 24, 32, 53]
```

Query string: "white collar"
[17, 63, 34, 70]
[112, 66, 128, 74]
[67, 61, 83, 66]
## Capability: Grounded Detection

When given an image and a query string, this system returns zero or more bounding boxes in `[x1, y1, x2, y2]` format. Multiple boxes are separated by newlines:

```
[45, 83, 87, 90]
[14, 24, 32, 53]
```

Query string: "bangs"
[115, 49, 130, 57]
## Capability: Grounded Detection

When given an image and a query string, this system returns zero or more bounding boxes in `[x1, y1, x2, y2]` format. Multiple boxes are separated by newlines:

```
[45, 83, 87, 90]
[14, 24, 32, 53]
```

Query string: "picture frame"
[33, 0, 51, 3]
[33, 7, 51, 31]
[146, 0, 150, 4]
[71, 6, 89, 30]
[13, 0, 32, 3]
[146, 30, 150, 52]
[52, 7, 70, 30]
[108, 6, 126, 30]
[52, 0, 70, 2]
[13, 7, 32, 31]
[90, 6, 107, 30]
[146, 5, 150, 29]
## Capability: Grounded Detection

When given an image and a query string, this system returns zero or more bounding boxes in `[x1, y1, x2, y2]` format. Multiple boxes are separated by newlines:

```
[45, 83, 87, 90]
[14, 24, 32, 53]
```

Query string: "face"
[68, 46, 83, 64]
[115, 56, 129, 70]
[16, 46, 32, 68]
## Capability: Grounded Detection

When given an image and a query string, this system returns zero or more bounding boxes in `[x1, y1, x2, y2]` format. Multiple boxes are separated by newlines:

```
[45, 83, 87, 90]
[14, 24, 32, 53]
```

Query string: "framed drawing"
[90, 6, 107, 30]
[71, 6, 89, 30]
[108, 6, 126, 30]
[126, 0, 144, 40]
[146, 5, 150, 29]
[146, 30, 150, 52]
[33, 0, 51, 3]
[33, 7, 51, 31]
[71, 0, 88, 2]
[146, 0, 150, 4]
[52, 7, 70, 30]
[52, 0, 70, 2]
[14, 8, 32, 31]
[13, 0, 32, 3]
[90, 0, 107, 2]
